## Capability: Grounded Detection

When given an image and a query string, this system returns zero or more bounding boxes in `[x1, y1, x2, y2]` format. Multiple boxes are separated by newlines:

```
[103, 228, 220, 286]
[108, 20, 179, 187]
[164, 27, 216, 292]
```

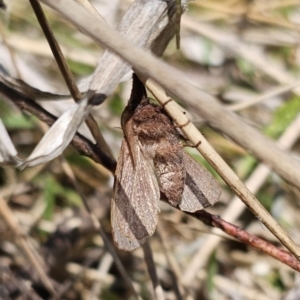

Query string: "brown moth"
[111, 74, 221, 251]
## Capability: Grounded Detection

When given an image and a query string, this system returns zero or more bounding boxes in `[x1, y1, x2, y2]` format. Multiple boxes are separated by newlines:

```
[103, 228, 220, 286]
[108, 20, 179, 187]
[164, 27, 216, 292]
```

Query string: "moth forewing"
[111, 139, 160, 251]
[179, 152, 221, 213]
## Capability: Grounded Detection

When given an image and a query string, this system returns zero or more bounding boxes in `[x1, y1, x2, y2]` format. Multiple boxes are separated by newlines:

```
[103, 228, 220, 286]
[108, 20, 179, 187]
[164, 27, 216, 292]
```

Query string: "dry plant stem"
[175, 0, 181, 49]
[192, 210, 300, 273]
[143, 77, 300, 257]
[90, 253, 114, 299]
[75, 0, 102, 17]
[28, 0, 114, 162]
[228, 80, 300, 111]
[0, 196, 57, 295]
[182, 112, 300, 283]
[0, 81, 117, 171]
[142, 242, 166, 300]
[247, 12, 300, 32]
[39, 0, 300, 197]
[252, 0, 300, 11]
[156, 224, 186, 300]
[59, 158, 139, 299]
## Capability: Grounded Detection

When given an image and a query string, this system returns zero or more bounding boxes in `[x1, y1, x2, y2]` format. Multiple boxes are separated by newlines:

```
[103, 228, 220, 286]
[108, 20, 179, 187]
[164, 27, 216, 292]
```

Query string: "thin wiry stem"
[190, 210, 300, 273]
[142, 242, 166, 300]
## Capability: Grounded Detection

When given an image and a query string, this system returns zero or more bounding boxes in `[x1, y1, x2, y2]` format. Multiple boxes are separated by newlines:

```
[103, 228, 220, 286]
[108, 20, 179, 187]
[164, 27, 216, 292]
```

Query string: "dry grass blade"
[142, 242, 165, 300]
[175, 0, 182, 49]
[181, 19, 299, 91]
[228, 80, 300, 111]
[156, 223, 186, 299]
[0, 80, 117, 170]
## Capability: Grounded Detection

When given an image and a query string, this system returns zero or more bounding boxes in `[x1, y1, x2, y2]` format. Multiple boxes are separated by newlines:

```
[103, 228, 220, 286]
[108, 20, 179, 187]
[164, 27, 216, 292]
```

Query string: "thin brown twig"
[191, 210, 300, 273]
[182, 111, 300, 284]
[156, 223, 186, 300]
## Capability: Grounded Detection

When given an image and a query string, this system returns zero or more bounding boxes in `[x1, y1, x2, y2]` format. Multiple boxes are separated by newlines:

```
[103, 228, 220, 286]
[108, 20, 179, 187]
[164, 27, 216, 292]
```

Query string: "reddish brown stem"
[192, 210, 300, 272]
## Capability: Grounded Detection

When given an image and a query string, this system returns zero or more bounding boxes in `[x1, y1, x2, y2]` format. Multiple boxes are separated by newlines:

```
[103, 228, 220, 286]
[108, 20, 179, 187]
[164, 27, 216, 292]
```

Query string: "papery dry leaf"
[20, 98, 91, 168]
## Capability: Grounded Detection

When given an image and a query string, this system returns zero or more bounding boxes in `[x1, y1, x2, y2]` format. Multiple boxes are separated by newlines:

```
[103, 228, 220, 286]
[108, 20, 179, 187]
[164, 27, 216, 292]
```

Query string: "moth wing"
[180, 151, 221, 213]
[111, 139, 160, 251]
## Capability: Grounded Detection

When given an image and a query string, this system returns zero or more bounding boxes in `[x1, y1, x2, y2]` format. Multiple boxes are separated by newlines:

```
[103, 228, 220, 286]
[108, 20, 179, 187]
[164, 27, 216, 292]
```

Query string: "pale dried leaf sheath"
[111, 138, 160, 251]
[21, 97, 91, 168]
[180, 152, 221, 212]
[0, 119, 22, 166]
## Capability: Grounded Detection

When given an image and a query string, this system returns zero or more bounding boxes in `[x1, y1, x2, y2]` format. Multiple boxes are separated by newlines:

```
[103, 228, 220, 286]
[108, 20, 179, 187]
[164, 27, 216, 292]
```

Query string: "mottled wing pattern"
[111, 139, 160, 251]
[153, 139, 186, 207]
[180, 152, 221, 212]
